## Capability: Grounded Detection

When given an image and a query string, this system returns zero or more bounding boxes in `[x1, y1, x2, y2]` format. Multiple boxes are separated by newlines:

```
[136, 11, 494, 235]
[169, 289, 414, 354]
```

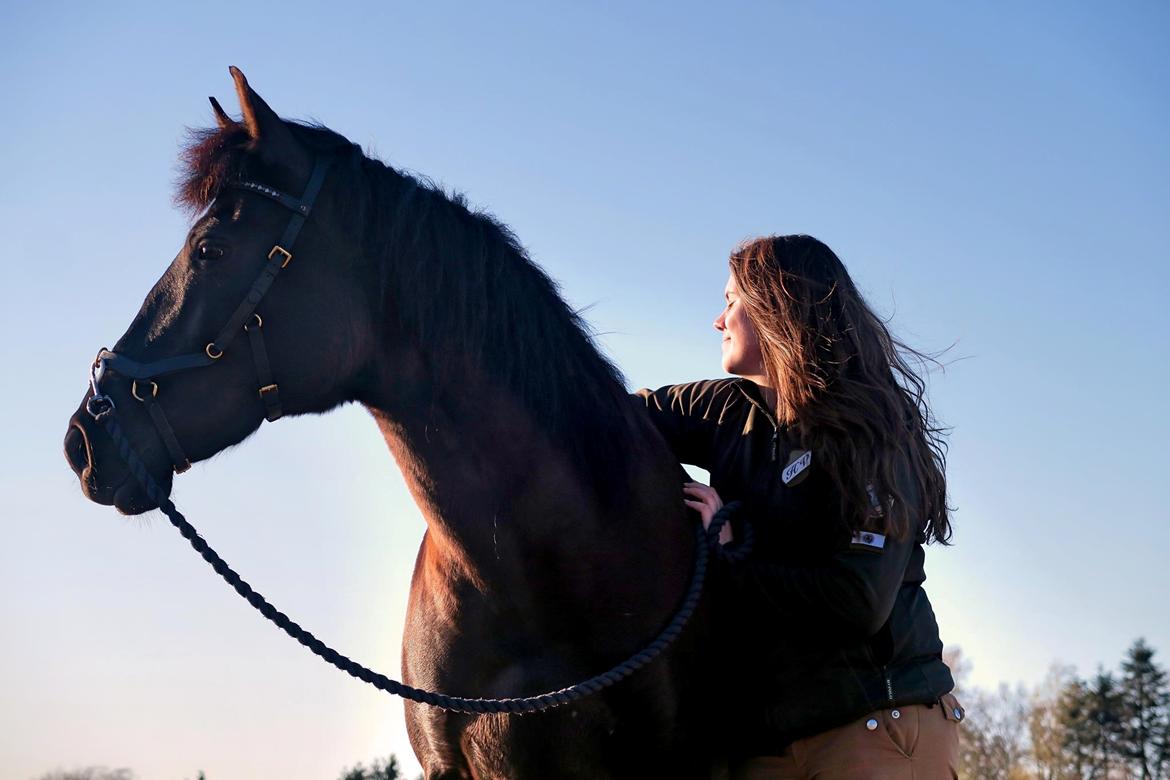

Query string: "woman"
[637, 235, 961, 779]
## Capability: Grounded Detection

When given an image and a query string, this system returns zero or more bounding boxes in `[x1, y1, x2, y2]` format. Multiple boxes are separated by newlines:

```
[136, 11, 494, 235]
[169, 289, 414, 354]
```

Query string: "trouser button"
[891, 709, 901, 719]
[865, 718, 879, 731]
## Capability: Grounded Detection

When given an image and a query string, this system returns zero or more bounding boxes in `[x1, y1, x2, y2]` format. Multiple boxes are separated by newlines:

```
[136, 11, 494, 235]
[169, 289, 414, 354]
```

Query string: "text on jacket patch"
[782, 450, 812, 485]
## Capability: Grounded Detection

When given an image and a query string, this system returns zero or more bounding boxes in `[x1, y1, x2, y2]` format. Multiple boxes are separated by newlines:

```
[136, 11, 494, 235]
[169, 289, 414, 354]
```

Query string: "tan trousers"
[729, 694, 964, 780]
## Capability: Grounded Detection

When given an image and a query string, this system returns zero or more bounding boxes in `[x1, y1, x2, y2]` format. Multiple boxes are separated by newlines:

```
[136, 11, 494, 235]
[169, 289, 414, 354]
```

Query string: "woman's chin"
[720, 347, 733, 372]
[722, 353, 745, 376]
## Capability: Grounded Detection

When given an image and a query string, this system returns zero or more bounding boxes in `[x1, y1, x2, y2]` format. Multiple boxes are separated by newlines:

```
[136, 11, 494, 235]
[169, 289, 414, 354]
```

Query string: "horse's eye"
[197, 244, 225, 260]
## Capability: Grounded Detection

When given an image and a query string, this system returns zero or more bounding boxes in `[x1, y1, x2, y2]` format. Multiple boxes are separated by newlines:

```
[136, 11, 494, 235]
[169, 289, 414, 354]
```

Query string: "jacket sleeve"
[727, 458, 924, 640]
[632, 380, 729, 470]
[730, 532, 918, 639]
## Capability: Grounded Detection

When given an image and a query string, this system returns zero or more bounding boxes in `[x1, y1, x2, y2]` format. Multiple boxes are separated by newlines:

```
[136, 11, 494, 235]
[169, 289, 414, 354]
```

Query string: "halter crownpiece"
[86, 156, 333, 472]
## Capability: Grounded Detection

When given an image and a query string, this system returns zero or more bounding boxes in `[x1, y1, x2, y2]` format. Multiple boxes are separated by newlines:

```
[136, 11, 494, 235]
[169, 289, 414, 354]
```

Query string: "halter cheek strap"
[86, 156, 333, 474]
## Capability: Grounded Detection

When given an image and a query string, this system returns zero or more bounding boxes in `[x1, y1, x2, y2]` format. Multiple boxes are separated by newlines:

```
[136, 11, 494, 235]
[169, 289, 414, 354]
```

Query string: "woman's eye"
[197, 244, 225, 260]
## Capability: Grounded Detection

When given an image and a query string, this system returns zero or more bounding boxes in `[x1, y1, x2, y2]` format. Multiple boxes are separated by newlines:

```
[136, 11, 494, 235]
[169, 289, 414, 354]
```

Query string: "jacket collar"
[733, 379, 779, 427]
[731, 378, 785, 460]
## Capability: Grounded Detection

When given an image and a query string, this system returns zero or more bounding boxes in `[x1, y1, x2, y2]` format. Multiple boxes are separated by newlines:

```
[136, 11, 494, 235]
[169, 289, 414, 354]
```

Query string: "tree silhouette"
[950, 641, 1170, 779]
[1120, 638, 1170, 779]
[338, 754, 401, 780]
[33, 769, 135, 780]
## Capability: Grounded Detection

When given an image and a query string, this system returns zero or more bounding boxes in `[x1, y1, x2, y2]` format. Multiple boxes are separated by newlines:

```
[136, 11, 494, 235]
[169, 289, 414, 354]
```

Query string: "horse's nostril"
[65, 424, 91, 476]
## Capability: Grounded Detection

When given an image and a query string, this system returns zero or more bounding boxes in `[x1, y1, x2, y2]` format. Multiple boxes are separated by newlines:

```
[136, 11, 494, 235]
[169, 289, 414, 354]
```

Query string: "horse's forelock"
[175, 125, 253, 214]
[175, 122, 356, 215]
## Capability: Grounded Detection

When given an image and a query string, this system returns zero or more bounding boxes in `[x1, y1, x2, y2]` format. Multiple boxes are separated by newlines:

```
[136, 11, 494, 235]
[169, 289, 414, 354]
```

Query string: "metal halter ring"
[243, 313, 263, 331]
[131, 380, 159, 402]
[205, 343, 224, 359]
[86, 394, 114, 421]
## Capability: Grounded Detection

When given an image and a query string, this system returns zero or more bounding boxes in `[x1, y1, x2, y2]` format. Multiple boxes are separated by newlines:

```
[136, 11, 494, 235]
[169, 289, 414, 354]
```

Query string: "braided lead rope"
[711, 500, 754, 563]
[98, 411, 741, 715]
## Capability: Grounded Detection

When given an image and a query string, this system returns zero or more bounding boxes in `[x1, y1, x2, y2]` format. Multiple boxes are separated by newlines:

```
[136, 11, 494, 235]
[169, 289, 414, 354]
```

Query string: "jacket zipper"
[882, 666, 895, 703]
[756, 400, 779, 462]
[735, 381, 780, 461]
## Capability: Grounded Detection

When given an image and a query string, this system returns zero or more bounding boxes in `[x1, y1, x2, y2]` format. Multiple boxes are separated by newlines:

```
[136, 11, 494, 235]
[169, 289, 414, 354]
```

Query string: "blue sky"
[2, 2, 1168, 778]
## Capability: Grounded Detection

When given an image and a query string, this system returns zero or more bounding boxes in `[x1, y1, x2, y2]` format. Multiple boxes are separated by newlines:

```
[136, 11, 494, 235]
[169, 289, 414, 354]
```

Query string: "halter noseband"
[86, 155, 333, 473]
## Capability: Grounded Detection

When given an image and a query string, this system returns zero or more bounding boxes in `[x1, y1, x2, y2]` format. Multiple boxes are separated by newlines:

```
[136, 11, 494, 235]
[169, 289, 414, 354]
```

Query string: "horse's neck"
[361, 348, 693, 631]
[366, 357, 603, 567]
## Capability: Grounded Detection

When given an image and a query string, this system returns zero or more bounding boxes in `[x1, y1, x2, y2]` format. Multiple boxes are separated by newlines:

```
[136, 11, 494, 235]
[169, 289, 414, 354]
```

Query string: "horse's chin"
[112, 480, 161, 516]
[79, 470, 164, 515]
[115, 488, 160, 519]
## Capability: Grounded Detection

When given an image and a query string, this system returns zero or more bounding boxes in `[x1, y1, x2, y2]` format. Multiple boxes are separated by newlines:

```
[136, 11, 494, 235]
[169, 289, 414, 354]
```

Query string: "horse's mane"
[177, 120, 639, 496]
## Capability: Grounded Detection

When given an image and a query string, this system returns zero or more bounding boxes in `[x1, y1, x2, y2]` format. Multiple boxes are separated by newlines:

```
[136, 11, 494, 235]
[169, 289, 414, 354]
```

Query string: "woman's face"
[714, 274, 767, 382]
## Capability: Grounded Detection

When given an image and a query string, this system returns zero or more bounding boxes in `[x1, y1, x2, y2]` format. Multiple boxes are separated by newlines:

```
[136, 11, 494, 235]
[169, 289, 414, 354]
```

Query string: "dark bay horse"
[63, 68, 715, 778]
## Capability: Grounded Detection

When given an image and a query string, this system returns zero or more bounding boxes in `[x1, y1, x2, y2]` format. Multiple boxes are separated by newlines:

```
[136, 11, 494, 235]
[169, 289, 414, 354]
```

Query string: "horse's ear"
[228, 66, 310, 172]
[208, 96, 235, 129]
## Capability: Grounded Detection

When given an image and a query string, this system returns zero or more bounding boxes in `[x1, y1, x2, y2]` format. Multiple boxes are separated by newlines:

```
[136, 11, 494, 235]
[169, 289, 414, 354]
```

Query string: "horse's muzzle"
[64, 409, 164, 514]
[64, 422, 91, 479]
[64, 415, 119, 507]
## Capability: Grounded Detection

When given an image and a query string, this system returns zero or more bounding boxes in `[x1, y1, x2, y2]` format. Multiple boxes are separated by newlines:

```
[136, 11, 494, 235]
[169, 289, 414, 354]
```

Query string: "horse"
[63, 67, 717, 778]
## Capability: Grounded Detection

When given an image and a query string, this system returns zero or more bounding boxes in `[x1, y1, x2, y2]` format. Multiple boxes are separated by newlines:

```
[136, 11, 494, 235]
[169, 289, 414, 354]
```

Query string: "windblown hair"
[176, 120, 637, 498]
[729, 235, 952, 543]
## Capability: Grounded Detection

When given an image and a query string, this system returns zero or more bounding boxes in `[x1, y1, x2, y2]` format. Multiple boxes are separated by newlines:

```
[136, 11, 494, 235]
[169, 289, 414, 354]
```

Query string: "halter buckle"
[268, 245, 293, 268]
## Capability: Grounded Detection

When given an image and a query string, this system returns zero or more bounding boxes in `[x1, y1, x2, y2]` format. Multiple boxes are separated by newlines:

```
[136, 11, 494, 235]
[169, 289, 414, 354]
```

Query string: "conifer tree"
[1119, 638, 1170, 780]
[338, 754, 401, 780]
[1087, 669, 1126, 778]
[1059, 676, 1098, 778]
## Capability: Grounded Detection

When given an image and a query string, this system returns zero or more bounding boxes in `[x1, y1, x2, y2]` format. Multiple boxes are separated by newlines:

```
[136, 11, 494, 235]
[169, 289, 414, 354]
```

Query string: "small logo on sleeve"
[851, 530, 887, 552]
[782, 450, 812, 485]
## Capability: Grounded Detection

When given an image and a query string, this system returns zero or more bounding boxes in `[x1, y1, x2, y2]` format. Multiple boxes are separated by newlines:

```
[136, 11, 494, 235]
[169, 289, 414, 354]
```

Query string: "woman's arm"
[632, 379, 736, 469]
[735, 533, 917, 639]
[729, 459, 924, 640]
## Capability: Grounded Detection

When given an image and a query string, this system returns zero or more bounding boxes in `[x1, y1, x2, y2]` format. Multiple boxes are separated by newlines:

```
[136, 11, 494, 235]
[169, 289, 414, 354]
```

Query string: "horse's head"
[64, 67, 377, 514]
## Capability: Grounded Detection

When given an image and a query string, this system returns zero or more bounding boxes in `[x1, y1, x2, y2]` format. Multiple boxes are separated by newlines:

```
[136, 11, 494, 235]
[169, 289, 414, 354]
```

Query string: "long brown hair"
[729, 235, 952, 543]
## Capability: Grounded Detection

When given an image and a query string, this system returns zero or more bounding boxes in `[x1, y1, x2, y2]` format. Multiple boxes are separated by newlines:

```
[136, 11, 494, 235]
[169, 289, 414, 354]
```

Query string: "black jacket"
[636, 378, 954, 755]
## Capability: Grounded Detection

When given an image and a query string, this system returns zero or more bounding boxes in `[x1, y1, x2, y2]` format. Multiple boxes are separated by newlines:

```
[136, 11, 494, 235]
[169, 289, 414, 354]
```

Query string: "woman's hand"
[683, 481, 734, 545]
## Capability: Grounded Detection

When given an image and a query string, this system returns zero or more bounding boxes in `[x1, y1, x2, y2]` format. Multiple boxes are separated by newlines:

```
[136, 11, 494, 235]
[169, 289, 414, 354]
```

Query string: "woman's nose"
[713, 312, 725, 331]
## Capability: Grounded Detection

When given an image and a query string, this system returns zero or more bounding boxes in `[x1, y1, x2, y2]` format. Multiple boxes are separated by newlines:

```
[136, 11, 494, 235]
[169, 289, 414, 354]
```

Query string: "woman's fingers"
[719, 523, 734, 546]
[682, 483, 714, 500]
[685, 485, 733, 542]
[683, 483, 723, 509]
[683, 482, 724, 530]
